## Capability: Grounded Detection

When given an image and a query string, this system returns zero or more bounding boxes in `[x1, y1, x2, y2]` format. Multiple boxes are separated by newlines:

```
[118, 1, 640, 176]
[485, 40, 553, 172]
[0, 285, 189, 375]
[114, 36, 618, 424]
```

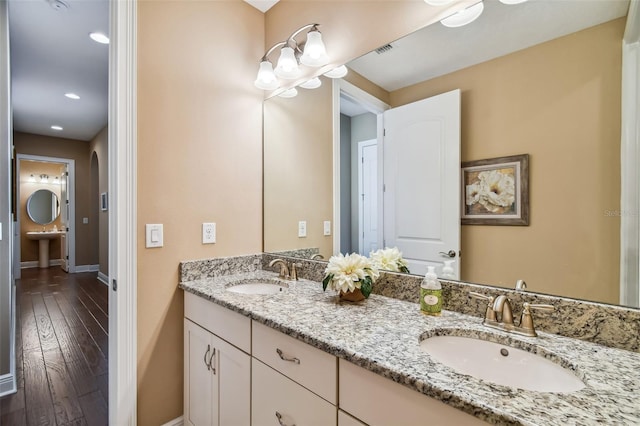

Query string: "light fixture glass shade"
[278, 88, 298, 98]
[300, 30, 329, 67]
[424, 0, 455, 5]
[323, 65, 348, 79]
[299, 77, 322, 89]
[89, 32, 110, 44]
[441, 1, 484, 28]
[28, 174, 36, 183]
[499, 0, 527, 4]
[275, 47, 302, 79]
[254, 61, 279, 90]
[40, 174, 49, 183]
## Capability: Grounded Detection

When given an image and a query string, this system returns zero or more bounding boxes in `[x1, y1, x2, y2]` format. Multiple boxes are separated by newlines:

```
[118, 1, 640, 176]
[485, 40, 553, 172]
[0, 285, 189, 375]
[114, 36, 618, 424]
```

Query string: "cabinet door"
[252, 358, 336, 426]
[339, 410, 367, 426]
[184, 319, 218, 426]
[211, 333, 250, 426]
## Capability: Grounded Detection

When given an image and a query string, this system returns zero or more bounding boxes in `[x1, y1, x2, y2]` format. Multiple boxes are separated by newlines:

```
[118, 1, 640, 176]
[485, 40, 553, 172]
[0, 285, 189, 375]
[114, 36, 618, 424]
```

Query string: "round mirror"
[27, 189, 60, 225]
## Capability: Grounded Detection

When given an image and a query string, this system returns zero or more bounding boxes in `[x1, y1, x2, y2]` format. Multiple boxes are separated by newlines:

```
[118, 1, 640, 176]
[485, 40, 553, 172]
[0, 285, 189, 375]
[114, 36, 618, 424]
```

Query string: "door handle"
[439, 250, 456, 258]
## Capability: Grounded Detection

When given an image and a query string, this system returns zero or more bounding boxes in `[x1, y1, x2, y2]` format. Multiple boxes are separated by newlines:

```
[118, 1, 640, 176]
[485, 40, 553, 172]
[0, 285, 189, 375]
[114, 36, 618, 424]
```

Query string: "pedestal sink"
[420, 335, 585, 393]
[26, 231, 61, 268]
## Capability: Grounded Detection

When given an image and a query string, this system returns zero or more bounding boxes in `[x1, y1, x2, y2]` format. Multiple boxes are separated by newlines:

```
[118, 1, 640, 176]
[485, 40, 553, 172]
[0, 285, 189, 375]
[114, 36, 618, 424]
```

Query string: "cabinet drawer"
[339, 359, 487, 426]
[252, 321, 337, 404]
[252, 358, 336, 426]
[184, 292, 251, 353]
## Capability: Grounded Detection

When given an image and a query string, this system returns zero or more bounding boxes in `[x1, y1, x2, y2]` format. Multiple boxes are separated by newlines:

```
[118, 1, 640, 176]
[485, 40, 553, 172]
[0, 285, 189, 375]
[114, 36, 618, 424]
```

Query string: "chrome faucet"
[311, 253, 324, 260]
[470, 292, 554, 337]
[269, 259, 290, 279]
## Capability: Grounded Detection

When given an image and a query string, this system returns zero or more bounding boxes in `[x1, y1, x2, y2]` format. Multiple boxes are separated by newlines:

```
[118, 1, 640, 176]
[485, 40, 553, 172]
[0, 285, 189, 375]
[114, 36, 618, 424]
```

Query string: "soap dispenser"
[420, 266, 442, 316]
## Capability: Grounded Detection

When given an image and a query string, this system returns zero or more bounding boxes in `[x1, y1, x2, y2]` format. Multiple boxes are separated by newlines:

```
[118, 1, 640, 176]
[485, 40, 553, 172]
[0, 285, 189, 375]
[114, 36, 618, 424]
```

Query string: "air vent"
[375, 44, 393, 54]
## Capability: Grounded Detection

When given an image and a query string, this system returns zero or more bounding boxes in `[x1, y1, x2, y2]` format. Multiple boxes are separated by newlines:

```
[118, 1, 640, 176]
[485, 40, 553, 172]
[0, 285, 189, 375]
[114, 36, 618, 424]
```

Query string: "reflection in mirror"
[263, 0, 635, 306]
[27, 189, 60, 225]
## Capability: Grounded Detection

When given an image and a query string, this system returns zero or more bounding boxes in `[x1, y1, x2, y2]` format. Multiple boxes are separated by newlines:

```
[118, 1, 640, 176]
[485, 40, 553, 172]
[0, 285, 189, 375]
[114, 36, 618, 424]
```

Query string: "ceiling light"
[499, 0, 527, 4]
[278, 88, 298, 98]
[424, 0, 455, 5]
[441, 1, 484, 28]
[64, 93, 80, 100]
[89, 32, 109, 44]
[299, 77, 322, 89]
[254, 61, 279, 90]
[51, 125, 63, 131]
[323, 65, 348, 79]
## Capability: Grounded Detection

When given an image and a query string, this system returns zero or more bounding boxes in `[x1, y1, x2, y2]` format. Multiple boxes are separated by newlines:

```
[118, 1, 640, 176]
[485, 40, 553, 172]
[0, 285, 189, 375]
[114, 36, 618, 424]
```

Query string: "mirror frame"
[26, 188, 60, 225]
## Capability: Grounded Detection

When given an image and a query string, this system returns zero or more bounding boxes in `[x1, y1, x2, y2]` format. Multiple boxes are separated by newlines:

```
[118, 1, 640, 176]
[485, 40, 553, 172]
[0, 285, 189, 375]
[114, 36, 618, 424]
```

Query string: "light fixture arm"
[260, 23, 321, 62]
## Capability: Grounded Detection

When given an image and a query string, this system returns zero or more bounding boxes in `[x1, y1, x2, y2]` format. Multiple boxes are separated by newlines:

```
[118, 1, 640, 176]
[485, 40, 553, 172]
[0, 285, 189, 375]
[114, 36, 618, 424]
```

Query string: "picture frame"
[461, 154, 529, 226]
[100, 192, 108, 212]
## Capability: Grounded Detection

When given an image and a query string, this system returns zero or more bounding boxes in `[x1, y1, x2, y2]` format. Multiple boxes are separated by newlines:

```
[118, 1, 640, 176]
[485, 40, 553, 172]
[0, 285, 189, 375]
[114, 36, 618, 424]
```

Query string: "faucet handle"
[519, 303, 555, 336]
[289, 262, 301, 280]
[469, 292, 497, 322]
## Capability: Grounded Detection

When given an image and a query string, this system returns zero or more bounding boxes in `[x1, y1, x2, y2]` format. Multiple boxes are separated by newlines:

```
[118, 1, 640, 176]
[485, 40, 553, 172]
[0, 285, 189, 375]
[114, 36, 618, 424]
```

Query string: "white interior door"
[60, 166, 69, 272]
[358, 139, 378, 255]
[383, 89, 461, 278]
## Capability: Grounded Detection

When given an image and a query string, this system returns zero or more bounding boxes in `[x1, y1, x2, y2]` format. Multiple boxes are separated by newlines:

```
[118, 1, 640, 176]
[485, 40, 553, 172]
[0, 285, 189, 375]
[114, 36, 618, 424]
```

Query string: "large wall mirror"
[264, 0, 637, 307]
[27, 188, 60, 225]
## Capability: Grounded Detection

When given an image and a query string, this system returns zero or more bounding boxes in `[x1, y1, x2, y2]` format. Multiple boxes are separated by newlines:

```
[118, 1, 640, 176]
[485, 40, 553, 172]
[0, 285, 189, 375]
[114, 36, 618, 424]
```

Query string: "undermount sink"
[226, 279, 289, 295]
[26, 231, 61, 240]
[420, 335, 585, 393]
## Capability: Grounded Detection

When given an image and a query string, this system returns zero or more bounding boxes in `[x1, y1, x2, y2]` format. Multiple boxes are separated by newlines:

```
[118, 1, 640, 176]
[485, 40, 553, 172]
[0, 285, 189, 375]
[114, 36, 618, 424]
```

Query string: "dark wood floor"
[0, 267, 108, 426]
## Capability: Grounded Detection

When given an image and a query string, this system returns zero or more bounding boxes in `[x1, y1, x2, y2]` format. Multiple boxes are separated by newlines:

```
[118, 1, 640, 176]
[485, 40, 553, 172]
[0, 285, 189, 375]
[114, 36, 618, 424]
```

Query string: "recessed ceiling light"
[64, 93, 80, 100]
[51, 125, 63, 131]
[89, 32, 110, 44]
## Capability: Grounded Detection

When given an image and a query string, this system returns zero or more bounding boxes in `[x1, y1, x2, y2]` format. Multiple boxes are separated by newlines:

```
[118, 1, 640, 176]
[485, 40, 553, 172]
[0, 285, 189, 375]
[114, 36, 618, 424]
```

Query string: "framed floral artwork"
[461, 154, 529, 225]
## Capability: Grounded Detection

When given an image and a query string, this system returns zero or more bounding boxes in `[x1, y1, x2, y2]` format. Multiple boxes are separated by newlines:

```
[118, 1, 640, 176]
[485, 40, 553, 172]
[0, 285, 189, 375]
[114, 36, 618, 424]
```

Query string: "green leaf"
[322, 274, 333, 291]
[361, 277, 372, 298]
[399, 265, 410, 274]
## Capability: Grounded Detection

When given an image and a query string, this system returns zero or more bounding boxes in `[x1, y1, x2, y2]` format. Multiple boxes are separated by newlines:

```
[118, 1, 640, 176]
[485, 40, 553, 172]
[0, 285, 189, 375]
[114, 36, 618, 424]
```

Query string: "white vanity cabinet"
[339, 359, 487, 426]
[184, 293, 251, 426]
[251, 320, 337, 426]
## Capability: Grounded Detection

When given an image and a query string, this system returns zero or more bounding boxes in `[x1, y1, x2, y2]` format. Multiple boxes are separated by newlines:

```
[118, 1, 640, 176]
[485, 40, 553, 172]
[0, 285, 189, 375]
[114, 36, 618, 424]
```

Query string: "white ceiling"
[9, 0, 109, 141]
[244, 0, 280, 13]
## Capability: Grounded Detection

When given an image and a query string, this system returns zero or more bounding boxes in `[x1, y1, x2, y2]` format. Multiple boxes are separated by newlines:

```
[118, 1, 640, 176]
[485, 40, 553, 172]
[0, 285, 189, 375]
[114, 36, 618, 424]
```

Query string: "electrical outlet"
[298, 221, 307, 238]
[323, 220, 331, 236]
[202, 222, 216, 244]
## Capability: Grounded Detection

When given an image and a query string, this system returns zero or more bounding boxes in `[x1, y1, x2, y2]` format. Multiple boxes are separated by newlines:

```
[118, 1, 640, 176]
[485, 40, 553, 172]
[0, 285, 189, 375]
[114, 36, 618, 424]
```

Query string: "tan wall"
[136, 1, 264, 423]
[391, 19, 624, 303]
[19, 161, 64, 261]
[89, 126, 108, 275]
[264, 78, 333, 258]
[14, 132, 93, 267]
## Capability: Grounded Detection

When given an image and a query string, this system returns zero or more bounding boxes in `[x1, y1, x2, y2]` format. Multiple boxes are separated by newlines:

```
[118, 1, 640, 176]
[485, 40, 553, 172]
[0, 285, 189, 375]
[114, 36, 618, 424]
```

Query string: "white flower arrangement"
[369, 247, 410, 274]
[466, 169, 515, 213]
[322, 253, 380, 298]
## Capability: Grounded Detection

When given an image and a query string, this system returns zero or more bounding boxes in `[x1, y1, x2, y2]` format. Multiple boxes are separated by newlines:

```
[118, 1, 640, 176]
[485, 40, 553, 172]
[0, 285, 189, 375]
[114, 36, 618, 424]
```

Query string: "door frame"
[357, 139, 377, 255]
[108, 0, 137, 424]
[14, 154, 76, 275]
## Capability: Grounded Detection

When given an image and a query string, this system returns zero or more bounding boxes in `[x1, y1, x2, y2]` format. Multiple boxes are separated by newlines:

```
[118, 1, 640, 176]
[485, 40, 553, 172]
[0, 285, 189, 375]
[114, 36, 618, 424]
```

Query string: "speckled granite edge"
[183, 253, 640, 353]
[269, 247, 320, 259]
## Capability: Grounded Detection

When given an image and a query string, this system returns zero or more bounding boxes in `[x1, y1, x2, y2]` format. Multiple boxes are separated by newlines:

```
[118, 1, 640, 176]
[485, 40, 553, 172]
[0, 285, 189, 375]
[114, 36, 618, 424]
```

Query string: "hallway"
[0, 267, 108, 426]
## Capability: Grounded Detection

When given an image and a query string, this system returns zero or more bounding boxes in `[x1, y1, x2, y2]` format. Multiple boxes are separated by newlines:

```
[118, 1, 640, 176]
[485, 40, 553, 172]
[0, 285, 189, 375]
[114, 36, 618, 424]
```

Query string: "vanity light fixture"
[278, 88, 298, 98]
[440, 1, 484, 28]
[89, 32, 109, 44]
[499, 0, 527, 4]
[323, 65, 348, 79]
[299, 77, 322, 89]
[53, 177, 60, 185]
[28, 174, 36, 183]
[64, 92, 80, 100]
[39, 174, 49, 184]
[424, 0, 455, 5]
[254, 23, 329, 90]
[51, 125, 63, 131]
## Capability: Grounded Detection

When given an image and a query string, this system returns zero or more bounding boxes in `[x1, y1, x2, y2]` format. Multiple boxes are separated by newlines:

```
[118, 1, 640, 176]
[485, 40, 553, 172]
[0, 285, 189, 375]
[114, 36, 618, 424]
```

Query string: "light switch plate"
[298, 221, 307, 238]
[83, 217, 89, 224]
[145, 224, 163, 248]
[323, 220, 331, 236]
[202, 222, 216, 244]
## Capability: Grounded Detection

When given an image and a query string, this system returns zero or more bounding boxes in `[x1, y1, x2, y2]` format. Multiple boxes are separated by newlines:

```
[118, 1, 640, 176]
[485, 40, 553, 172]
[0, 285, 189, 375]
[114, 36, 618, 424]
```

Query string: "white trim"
[0, 373, 15, 396]
[75, 264, 99, 273]
[109, 0, 137, 424]
[161, 416, 184, 426]
[332, 80, 341, 256]
[98, 271, 109, 285]
[620, 0, 640, 308]
[15, 154, 77, 274]
[20, 260, 63, 269]
[357, 139, 377, 254]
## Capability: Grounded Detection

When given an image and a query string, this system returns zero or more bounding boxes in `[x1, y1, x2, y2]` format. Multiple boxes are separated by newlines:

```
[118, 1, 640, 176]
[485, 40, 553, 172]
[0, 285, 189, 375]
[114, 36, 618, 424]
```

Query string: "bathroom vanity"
[179, 254, 640, 425]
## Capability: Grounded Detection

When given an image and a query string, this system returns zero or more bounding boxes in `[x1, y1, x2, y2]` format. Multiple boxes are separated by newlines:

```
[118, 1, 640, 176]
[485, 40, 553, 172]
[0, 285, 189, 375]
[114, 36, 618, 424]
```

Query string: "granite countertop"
[179, 270, 640, 426]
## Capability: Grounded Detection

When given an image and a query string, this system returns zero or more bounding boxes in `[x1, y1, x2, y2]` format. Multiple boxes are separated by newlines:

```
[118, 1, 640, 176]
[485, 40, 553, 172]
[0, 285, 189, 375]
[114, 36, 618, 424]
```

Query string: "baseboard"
[161, 416, 184, 426]
[20, 259, 62, 269]
[0, 373, 16, 397]
[75, 264, 100, 273]
[98, 271, 109, 286]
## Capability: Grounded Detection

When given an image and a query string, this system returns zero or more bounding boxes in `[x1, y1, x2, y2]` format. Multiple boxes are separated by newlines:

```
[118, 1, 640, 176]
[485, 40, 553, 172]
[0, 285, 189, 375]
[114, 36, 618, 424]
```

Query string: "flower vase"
[339, 288, 365, 302]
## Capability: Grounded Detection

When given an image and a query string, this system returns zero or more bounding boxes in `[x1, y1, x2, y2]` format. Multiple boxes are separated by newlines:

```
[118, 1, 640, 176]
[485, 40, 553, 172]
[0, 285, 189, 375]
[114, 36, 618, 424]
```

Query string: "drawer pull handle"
[276, 348, 300, 364]
[203, 345, 211, 370]
[209, 348, 216, 375]
[275, 411, 296, 426]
